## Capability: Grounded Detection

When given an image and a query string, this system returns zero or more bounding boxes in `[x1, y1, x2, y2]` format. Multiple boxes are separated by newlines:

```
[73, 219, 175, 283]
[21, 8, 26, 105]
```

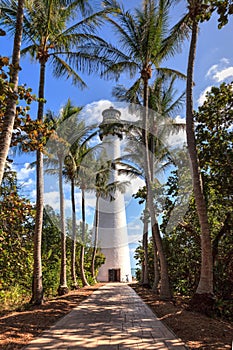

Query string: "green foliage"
[134, 239, 155, 285]
[163, 83, 232, 312]
[0, 166, 35, 304]
[0, 55, 55, 153]
[0, 284, 30, 309]
[42, 206, 61, 296]
[211, 0, 233, 28]
[194, 85, 233, 318]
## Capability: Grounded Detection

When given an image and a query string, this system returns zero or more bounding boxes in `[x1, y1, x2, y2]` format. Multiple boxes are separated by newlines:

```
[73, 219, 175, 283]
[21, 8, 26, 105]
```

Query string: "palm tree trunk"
[0, 0, 24, 185]
[142, 73, 172, 300]
[80, 187, 89, 287]
[30, 61, 46, 305]
[151, 222, 160, 293]
[149, 127, 160, 293]
[91, 195, 99, 282]
[58, 154, 69, 295]
[31, 149, 44, 304]
[71, 177, 78, 289]
[142, 208, 149, 286]
[186, 18, 213, 309]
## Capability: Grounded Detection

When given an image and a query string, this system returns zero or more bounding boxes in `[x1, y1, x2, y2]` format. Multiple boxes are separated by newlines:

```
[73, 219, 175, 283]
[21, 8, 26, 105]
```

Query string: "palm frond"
[50, 54, 87, 88]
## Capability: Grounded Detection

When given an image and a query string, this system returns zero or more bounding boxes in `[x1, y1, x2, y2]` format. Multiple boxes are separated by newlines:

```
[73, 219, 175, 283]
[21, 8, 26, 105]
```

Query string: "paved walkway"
[24, 283, 187, 350]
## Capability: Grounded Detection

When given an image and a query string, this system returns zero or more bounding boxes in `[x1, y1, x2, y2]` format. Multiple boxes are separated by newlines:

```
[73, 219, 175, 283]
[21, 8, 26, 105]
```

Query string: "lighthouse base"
[97, 247, 132, 283]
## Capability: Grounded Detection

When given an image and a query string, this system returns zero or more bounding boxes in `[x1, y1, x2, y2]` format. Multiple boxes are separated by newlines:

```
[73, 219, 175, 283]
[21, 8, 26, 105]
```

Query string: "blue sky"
[1, 1, 233, 268]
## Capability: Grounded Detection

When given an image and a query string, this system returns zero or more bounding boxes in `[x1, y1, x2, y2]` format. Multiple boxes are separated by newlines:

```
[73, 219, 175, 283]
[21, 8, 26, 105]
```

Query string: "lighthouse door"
[108, 269, 121, 282]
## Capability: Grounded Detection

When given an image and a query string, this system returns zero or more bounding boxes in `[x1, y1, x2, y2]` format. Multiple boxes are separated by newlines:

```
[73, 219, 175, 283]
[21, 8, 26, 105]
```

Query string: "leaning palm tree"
[76, 146, 96, 287]
[0, 0, 112, 304]
[88, 0, 188, 299]
[113, 72, 185, 292]
[0, 0, 24, 185]
[64, 128, 97, 288]
[45, 100, 85, 294]
[46, 99, 97, 291]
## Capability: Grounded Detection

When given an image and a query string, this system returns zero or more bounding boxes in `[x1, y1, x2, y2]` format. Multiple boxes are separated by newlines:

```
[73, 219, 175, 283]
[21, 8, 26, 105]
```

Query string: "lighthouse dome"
[99, 106, 123, 140]
[102, 106, 121, 122]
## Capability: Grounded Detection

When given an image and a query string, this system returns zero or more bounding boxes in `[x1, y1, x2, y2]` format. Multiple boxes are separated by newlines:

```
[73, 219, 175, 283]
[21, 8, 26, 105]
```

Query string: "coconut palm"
[113, 71, 185, 291]
[45, 99, 86, 294]
[88, 0, 188, 299]
[64, 142, 96, 287]
[0, 0, 24, 186]
[46, 99, 97, 291]
[76, 146, 95, 287]
[0, 0, 112, 304]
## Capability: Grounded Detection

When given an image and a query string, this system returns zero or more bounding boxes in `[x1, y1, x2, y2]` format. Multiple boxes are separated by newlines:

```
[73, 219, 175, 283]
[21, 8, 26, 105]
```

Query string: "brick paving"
[24, 283, 187, 350]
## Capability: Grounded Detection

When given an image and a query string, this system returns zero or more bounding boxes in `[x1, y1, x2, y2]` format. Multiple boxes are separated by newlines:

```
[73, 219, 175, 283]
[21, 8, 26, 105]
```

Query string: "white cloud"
[197, 58, 233, 106]
[206, 58, 233, 82]
[80, 100, 141, 126]
[214, 67, 233, 82]
[166, 115, 186, 148]
[80, 100, 113, 125]
[15, 162, 35, 181]
[44, 191, 74, 214]
[197, 86, 212, 106]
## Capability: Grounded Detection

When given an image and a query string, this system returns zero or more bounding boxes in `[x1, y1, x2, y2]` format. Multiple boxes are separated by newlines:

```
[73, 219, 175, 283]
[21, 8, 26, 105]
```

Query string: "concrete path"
[24, 283, 187, 350]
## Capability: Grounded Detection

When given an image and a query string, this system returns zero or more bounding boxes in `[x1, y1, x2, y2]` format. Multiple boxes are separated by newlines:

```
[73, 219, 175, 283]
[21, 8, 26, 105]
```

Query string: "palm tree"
[184, 0, 214, 310]
[77, 147, 95, 287]
[0, 0, 24, 185]
[114, 73, 185, 292]
[64, 134, 96, 288]
[0, 0, 112, 304]
[64, 152, 80, 289]
[90, 161, 111, 283]
[89, 0, 188, 299]
[46, 100, 97, 291]
[45, 100, 84, 294]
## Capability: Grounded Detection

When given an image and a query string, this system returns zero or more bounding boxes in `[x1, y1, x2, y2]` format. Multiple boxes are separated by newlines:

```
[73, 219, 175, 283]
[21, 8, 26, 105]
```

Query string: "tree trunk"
[91, 195, 99, 282]
[58, 154, 69, 296]
[186, 17, 213, 313]
[30, 61, 46, 305]
[71, 177, 78, 289]
[0, 0, 24, 185]
[142, 73, 172, 300]
[151, 223, 160, 293]
[80, 187, 89, 287]
[142, 208, 149, 286]
[148, 123, 160, 293]
[31, 149, 44, 304]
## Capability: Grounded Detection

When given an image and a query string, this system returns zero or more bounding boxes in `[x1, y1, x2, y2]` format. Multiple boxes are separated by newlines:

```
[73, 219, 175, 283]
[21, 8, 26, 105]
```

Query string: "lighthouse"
[97, 106, 132, 283]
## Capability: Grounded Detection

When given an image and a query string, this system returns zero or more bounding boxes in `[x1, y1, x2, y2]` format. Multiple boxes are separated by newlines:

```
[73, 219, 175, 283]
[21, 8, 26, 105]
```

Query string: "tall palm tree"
[0, 0, 111, 304]
[64, 131, 97, 288]
[89, 0, 187, 299]
[64, 152, 80, 289]
[90, 161, 111, 283]
[184, 0, 214, 309]
[77, 147, 95, 287]
[114, 72, 185, 292]
[46, 99, 97, 291]
[0, 0, 24, 185]
[45, 100, 85, 294]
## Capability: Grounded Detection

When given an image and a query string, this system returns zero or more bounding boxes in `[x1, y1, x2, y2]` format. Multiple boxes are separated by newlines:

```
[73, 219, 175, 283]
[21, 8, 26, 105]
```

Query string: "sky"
[1, 1, 233, 269]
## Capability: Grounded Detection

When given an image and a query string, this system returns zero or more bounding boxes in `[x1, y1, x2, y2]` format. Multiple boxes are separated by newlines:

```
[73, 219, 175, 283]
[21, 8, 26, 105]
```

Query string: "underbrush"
[0, 284, 31, 311]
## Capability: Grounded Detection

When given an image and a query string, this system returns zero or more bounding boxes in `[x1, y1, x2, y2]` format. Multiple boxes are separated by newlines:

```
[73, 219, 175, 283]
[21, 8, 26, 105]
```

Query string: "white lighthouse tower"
[97, 106, 132, 283]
